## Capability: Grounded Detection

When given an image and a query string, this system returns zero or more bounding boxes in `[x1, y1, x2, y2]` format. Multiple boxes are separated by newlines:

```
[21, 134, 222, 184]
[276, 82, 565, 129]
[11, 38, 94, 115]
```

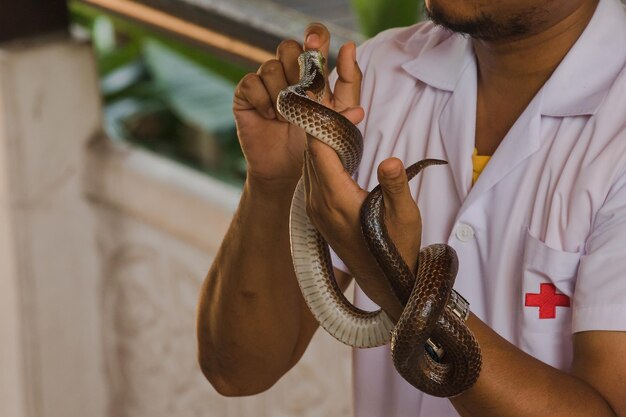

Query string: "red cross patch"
[524, 283, 570, 319]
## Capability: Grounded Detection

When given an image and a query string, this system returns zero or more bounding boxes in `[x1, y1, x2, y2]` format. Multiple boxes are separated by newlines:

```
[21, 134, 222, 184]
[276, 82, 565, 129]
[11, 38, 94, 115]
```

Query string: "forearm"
[197, 179, 315, 395]
[451, 315, 616, 417]
[332, 235, 404, 320]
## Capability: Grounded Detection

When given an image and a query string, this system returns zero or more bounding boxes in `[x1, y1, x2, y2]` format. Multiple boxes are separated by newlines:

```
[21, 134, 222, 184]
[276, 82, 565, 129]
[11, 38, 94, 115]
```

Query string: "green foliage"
[69, 0, 428, 185]
[351, 0, 424, 37]
[69, 2, 249, 83]
[69, 0, 248, 185]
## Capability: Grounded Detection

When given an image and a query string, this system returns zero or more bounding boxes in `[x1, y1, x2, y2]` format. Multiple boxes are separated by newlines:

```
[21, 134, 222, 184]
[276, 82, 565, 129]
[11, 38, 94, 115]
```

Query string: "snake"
[277, 50, 482, 397]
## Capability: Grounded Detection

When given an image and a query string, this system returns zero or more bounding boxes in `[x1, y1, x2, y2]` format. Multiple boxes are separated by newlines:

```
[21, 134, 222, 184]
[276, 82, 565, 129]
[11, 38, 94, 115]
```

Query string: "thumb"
[332, 41, 362, 111]
[377, 158, 417, 218]
[377, 158, 422, 273]
[304, 23, 331, 88]
[304, 23, 330, 58]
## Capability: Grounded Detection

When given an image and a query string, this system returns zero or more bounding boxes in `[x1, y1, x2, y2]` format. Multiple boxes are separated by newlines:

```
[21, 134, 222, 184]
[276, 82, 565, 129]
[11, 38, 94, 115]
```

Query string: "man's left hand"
[303, 134, 422, 320]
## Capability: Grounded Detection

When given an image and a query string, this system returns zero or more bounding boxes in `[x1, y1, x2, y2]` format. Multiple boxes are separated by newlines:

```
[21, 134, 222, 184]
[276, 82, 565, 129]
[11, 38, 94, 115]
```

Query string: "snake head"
[299, 50, 325, 73]
[298, 50, 326, 102]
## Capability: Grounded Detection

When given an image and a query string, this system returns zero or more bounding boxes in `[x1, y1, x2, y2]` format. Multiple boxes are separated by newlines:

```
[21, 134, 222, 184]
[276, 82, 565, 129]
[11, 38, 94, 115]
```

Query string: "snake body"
[277, 50, 481, 397]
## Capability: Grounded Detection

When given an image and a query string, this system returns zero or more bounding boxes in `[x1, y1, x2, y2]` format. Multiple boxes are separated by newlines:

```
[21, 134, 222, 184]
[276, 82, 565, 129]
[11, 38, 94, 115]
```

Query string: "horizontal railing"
[77, 0, 362, 67]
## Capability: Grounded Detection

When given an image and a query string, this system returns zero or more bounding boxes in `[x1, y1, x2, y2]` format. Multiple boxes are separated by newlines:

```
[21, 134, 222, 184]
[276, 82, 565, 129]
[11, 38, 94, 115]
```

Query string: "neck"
[473, 0, 598, 91]
[472, 0, 598, 155]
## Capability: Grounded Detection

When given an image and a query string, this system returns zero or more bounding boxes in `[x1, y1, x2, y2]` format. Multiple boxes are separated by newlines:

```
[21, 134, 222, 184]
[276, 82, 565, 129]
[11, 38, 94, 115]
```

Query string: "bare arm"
[197, 24, 360, 396]
[197, 179, 335, 396]
[449, 318, 626, 417]
[304, 145, 626, 417]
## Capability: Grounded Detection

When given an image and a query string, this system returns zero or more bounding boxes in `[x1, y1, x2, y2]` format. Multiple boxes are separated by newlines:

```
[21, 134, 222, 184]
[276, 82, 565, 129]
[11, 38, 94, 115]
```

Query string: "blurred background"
[0, 1, 422, 417]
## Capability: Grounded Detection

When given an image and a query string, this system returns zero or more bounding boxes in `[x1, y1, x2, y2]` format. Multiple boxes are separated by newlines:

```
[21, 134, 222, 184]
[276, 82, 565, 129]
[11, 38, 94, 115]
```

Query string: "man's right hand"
[233, 23, 365, 187]
[199, 24, 363, 396]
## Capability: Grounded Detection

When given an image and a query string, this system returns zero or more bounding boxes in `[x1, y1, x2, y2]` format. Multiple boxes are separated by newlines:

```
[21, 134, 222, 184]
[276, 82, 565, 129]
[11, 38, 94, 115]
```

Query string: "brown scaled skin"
[361, 159, 481, 396]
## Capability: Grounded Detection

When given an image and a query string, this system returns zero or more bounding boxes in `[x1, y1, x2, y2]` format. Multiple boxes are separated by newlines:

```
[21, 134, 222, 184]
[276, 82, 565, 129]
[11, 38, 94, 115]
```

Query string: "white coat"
[329, 0, 626, 415]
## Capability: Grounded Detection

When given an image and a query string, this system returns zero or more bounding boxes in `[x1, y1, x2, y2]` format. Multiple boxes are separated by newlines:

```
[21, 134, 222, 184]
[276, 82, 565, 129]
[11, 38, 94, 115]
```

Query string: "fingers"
[277, 39, 303, 86]
[257, 59, 289, 120]
[234, 73, 276, 119]
[333, 41, 362, 110]
[304, 24, 362, 111]
[234, 22, 362, 121]
[234, 39, 304, 121]
[304, 23, 332, 100]
[304, 23, 331, 60]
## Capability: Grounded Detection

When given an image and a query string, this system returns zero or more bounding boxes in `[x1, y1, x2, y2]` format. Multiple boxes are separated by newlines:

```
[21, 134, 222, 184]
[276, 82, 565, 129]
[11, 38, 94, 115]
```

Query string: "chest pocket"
[519, 230, 582, 369]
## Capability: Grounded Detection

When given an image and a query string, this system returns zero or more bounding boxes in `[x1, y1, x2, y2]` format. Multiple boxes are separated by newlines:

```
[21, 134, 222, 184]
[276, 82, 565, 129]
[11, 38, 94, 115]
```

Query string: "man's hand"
[233, 23, 364, 189]
[293, 26, 424, 320]
[199, 23, 369, 396]
[304, 143, 424, 319]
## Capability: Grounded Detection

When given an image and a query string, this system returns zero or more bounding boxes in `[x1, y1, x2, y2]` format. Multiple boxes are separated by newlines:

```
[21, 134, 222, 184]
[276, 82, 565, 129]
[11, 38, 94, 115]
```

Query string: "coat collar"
[541, 0, 626, 116]
[400, 0, 626, 117]
[401, 28, 474, 92]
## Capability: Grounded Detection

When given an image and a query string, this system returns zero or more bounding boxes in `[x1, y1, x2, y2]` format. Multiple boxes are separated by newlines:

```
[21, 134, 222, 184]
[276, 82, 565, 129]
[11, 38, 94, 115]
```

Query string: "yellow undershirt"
[472, 148, 491, 185]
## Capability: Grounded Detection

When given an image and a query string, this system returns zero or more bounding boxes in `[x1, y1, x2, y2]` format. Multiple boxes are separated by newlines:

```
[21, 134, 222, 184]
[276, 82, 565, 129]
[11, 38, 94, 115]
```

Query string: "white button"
[455, 224, 475, 242]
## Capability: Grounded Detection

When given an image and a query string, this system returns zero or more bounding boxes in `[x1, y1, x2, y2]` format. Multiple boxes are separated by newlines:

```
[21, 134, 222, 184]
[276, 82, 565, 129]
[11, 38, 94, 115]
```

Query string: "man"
[197, 0, 626, 415]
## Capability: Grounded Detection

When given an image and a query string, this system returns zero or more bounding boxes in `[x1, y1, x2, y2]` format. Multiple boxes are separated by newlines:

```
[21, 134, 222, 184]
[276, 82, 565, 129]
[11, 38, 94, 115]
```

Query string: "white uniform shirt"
[329, 0, 626, 416]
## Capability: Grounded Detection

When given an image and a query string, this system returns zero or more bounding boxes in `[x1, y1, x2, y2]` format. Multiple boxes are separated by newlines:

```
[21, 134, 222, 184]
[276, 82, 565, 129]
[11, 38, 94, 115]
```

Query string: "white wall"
[0, 34, 352, 417]
[0, 33, 107, 417]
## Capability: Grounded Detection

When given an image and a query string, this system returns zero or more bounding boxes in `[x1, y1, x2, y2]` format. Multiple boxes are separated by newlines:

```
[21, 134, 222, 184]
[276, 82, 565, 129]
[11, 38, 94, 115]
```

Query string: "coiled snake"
[277, 50, 482, 397]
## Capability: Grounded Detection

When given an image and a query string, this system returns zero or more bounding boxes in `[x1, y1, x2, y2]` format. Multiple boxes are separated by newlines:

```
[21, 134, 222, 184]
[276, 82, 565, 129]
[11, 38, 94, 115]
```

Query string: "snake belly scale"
[277, 50, 482, 397]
